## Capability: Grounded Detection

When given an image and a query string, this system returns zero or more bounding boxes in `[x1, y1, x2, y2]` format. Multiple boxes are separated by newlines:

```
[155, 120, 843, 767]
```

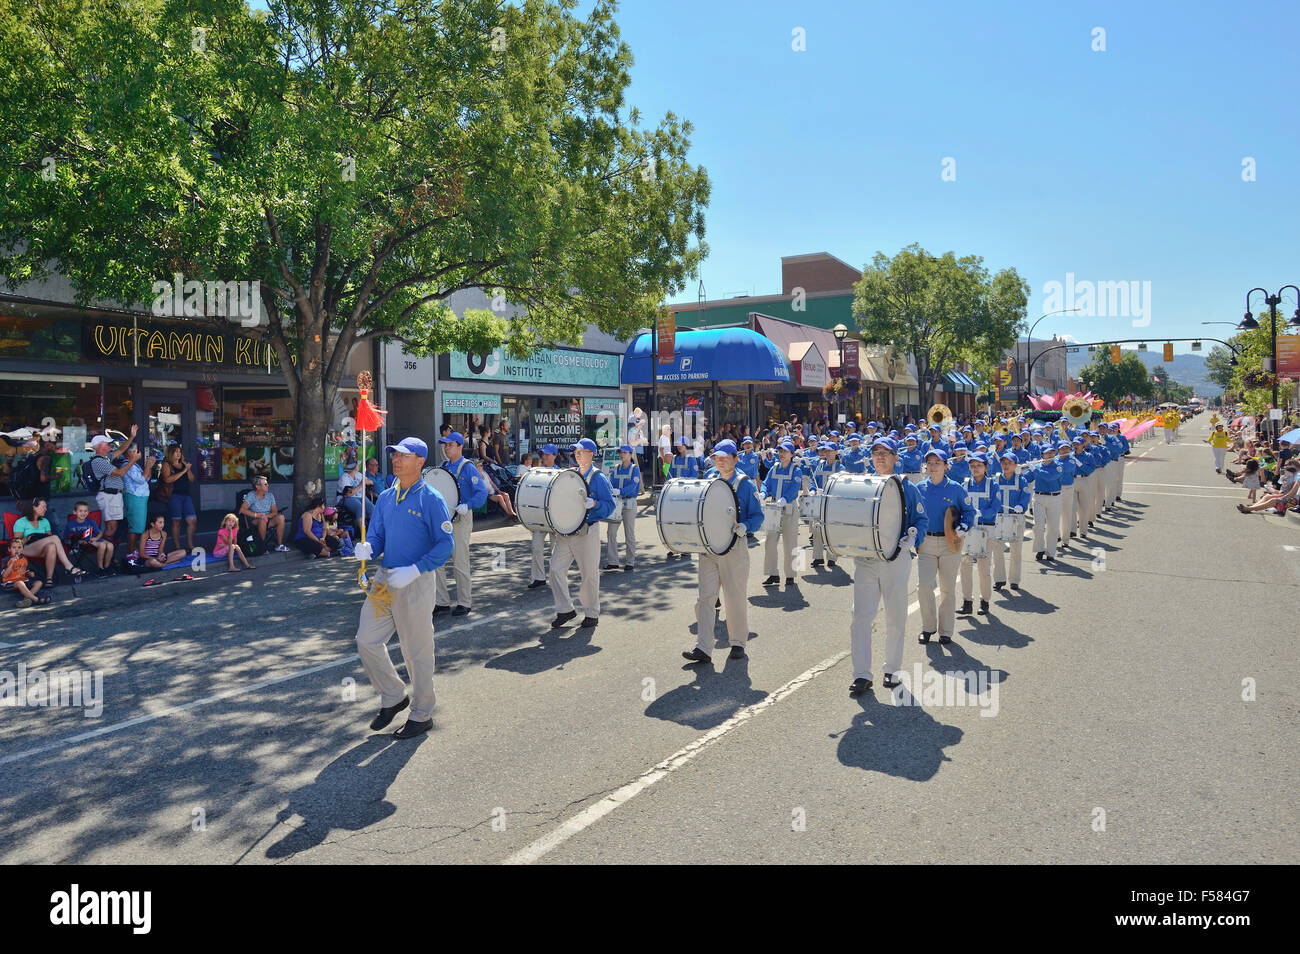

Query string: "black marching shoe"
[978, 599, 989, 615]
[827, 559, 837, 568]
[602, 564, 620, 571]
[918, 631, 934, 644]
[849, 677, 872, 695]
[1035, 551, 1045, 561]
[882, 672, 902, 690]
[762, 574, 780, 586]
[623, 565, 634, 572]
[551, 610, 577, 629]
[526, 579, 547, 589]
[959, 599, 973, 615]
[681, 647, 711, 664]
[728, 645, 746, 660]
[938, 633, 952, 645]
[433, 604, 452, 615]
[1010, 582, 1020, 590]
[452, 605, 469, 616]
[393, 718, 433, 740]
[579, 616, 598, 629]
[810, 558, 825, 567]
[1069, 531, 1077, 538]
[993, 581, 1005, 591]
[784, 577, 795, 586]
[369, 696, 410, 731]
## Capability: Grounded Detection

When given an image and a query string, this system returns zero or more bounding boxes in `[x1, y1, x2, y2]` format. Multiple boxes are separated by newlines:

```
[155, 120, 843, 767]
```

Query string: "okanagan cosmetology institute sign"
[449, 346, 620, 389]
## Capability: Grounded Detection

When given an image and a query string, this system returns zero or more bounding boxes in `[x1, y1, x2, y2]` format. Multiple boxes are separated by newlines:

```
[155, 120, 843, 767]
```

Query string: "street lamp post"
[1237, 286, 1300, 437]
[1021, 308, 1081, 406]
[832, 323, 850, 423]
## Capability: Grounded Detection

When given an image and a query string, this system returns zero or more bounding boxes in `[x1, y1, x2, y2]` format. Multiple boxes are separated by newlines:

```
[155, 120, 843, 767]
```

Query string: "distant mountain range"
[1066, 348, 1220, 397]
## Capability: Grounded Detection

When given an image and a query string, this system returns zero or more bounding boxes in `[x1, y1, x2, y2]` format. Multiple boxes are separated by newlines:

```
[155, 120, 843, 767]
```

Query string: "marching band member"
[1056, 440, 1077, 549]
[604, 443, 640, 572]
[948, 443, 972, 483]
[992, 450, 1030, 591]
[682, 440, 764, 664]
[353, 436, 455, 739]
[549, 438, 616, 629]
[810, 441, 845, 568]
[526, 443, 560, 589]
[1091, 430, 1114, 513]
[959, 452, 996, 616]
[760, 440, 802, 587]
[842, 433, 867, 473]
[665, 438, 699, 562]
[737, 435, 761, 480]
[1110, 422, 1131, 502]
[1031, 442, 1064, 562]
[849, 437, 928, 695]
[434, 431, 488, 617]
[898, 434, 923, 480]
[1068, 435, 1094, 540]
[916, 449, 975, 644]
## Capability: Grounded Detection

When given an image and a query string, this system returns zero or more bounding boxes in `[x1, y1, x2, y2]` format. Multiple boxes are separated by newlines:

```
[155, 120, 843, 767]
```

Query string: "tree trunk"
[293, 384, 329, 517]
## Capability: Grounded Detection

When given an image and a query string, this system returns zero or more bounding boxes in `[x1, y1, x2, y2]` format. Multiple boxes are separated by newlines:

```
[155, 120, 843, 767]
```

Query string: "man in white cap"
[352, 436, 454, 739]
[682, 440, 764, 664]
[549, 438, 616, 629]
[88, 426, 138, 543]
[433, 431, 488, 617]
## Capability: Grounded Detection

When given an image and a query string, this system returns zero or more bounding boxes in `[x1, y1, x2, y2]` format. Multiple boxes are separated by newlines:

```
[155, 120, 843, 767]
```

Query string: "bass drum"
[420, 466, 460, 510]
[655, 477, 739, 556]
[515, 467, 589, 536]
[820, 473, 906, 562]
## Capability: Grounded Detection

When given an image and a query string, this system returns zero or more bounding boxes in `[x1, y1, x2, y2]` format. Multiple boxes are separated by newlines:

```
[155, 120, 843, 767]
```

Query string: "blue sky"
[607, 0, 1300, 354]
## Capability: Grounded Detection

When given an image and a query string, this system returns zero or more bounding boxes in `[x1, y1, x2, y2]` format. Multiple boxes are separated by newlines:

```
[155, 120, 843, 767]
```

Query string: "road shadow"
[263, 734, 422, 860]
[644, 657, 766, 730]
[924, 639, 1010, 688]
[991, 588, 1057, 615]
[748, 583, 811, 611]
[833, 694, 963, 781]
[483, 624, 601, 675]
[958, 612, 1033, 651]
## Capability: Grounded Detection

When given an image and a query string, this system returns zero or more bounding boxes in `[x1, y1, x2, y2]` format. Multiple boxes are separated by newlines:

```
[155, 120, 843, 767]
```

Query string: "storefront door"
[142, 391, 195, 472]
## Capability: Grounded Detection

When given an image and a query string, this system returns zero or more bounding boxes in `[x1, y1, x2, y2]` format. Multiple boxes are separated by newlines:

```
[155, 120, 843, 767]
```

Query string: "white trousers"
[1071, 474, 1092, 536]
[1060, 482, 1077, 542]
[356, 569, 439, 721]
[811, 521, 828, 562]
[959, 547, 992, 602]
[763, 505, 798, 578]
[434, 511, 473, 608]
[917, 534, 960, 637]
[1114, 455, 1126, 497]
[530, 529, 552, 582]
[697, 541, 749, 652]
[1032, 493, 1063, 556]
[850, 551, 912, 679]
[550, 524, 601, 617]
[604, 498, 637, 566]
[1212, 447, 1227, 471]
[992, 513, 1025, 584]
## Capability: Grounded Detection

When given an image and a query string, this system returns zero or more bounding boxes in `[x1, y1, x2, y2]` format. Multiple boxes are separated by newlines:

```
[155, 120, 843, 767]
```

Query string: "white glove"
[955, 526, 967, 537]
[733, 522, 747, 537]
[385, 565, 420, 589]
[352, 541, 373, 561]
[455, 503, 469, 516]
[1012, 505, 1024, 514]
[585, 497, 596, 509]
[899, 526, 917, 549]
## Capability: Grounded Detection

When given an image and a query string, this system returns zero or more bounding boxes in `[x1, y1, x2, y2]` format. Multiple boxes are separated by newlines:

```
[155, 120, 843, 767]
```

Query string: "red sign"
[1278, 335, 1300, 379]
[841, 340, 860, 380]
[657, 314, 676, 365]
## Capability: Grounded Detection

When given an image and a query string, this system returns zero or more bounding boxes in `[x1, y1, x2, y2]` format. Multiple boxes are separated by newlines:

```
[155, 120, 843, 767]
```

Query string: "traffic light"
[1110, 345, 1121, 364]
[1163, 342, 1174, 362]
[1006, 356, 1013, 371]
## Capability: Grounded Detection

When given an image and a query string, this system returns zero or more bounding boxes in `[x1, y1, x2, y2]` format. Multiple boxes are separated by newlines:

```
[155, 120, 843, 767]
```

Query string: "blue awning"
[943, 370, 978, 394]
[623, 328, 791, 384]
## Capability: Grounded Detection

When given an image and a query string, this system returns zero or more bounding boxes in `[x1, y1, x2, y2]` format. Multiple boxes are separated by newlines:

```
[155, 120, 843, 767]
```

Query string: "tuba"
[1062, 395, 1091, 428]
[926, 403, 953, 434]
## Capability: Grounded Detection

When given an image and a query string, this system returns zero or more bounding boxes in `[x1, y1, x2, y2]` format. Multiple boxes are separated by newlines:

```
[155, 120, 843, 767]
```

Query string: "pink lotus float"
[1026, 390, 1101, 412]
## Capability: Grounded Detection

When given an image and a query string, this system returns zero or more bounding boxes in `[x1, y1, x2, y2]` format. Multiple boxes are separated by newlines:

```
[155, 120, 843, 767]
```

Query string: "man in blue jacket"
[604, 443, 641, 571]
[760, 439, 803, 586]
[992, 450, 1031, 591]
[959, 452, 998, 616]
[849, 438, 928, 694]
[352, 436, 455, 740]
[550, 438, 616, 629]
[683, 440, 763, 664]
[434, 431, 489, 617]
[1030, 442, 1064, 561]
[916, 448, 975, 644]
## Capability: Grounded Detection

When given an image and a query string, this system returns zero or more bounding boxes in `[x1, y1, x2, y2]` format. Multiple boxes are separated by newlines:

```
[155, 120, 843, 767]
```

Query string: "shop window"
[0, 376, 127, 497]
[195, 386, 221, 480]
[222, 386, 295, 482]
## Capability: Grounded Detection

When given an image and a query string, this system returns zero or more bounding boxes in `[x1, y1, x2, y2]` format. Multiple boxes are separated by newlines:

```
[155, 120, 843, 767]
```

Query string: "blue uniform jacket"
[669, 454, 699, 480]
[610, 462, 641, 498]
[993, 472, 1032, 513]
[841, 449, 867, 474]
[918, 477, 976, 533]
[761, 460, 803, 503]
[1072, 450, 1095, 476]
[948, 457, 971, 483]
[1058, 456, 1077, 486]
[367, 480, 454, 573]
[1118, 433, 1131, 454]
[962, 475, 1000, 525]
[729, 472, 764, 534]
[736, 451, 760, 480]
[901, 478, 929, 539]
[897, 449, 923, 473]
[811, 457, 845, 491]
[578, 464, 617, 524]
[1031, 460, 1064, 494]
[443, 456, 489, 511]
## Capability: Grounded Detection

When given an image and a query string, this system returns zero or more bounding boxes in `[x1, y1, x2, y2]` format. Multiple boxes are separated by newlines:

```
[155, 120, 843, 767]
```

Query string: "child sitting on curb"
[3, 537, 52, 607]
[213, 513, 255, 572]
[64, 501, 116, 574]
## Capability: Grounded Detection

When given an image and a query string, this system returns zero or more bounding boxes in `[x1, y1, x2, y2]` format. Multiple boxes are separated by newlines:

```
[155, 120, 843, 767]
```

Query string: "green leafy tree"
[850, 244, 1028, 410]
[1076, 348, 1153, 405]
[1224, 318, 1296, 417]
[0, 0, 708, 510]
[1204, 343, 1236, 392]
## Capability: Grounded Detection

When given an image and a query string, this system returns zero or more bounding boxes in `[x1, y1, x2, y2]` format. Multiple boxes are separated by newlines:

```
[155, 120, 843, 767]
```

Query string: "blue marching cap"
[870, 437, 897, 452]
[962, 426, 973, 433]
[573, 437, 598, 453]
[925, 448, 948, 462]
[847, 433, 862, 443]
[1040, 443, 1057, 454]
[968, 452, 987, 464]
[1071, 435, 1087, 445]
[619, 443, 634, 454]
[741, 435, 754, 445]
[904, 434, 918, 442]
[828, 429, 840, 438]
[436, 431, 463, 446]
[778, 439, 796, 452]
[387, 436, 430, 457]
[1056, 441, 1073, 451]
[712, 439, 738, 456]
[541, 443, 559, 456]
[1000, 451, 1019, 462]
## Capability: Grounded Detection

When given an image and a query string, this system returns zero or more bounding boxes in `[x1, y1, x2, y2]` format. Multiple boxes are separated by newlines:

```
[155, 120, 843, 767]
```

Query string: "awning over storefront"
[788, 341, 829, 389]
[623, 328, 791, 384]
[943, 370, 979, 394]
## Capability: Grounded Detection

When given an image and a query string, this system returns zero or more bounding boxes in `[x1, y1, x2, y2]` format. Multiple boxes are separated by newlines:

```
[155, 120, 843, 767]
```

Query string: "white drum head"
[699, 478, 739, 555]
[515, 468, 559, 534]
[421, 467, 460, 510]
[548, 469, 589, 535]
[875, 476, 905, 553]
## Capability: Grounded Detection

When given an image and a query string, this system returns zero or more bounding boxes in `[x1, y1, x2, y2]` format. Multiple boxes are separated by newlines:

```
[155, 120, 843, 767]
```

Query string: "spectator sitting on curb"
[139, 513, 188, 569]
[3, 536, 51, 607]
[239, 476, 291, 552]
[64, 500, 115, 574]
[214, 513, 254, 571]
[295, 496, 342, 559]
[14, 497, 86, 586]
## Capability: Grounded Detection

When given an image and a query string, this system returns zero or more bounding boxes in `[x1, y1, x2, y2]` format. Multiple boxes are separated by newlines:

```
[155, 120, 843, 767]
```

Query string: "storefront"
[435, 339, 626, 465]
[0, 297, 369, 512]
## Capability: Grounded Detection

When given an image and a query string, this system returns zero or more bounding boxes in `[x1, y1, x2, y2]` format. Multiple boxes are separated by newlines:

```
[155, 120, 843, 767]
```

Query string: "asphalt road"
[1, 414, 1295, 864]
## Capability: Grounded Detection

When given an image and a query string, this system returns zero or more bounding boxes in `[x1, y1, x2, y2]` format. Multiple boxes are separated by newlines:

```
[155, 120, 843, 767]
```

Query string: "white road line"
[1121, 490, 1241, 499]
[0, 610, 511, 768]
[1125, 482, 1236, 490]
[504, 599, 922, 865]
